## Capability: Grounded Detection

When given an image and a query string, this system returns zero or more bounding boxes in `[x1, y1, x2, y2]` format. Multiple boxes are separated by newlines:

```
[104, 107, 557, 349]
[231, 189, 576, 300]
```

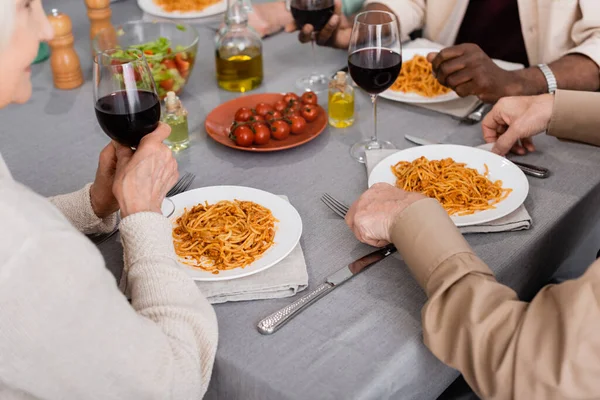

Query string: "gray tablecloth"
[3, 0, 600, 399]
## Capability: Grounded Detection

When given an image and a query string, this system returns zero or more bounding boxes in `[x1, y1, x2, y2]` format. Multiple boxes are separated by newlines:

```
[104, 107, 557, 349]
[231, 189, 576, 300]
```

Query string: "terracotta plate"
[205, 93, 328, 152]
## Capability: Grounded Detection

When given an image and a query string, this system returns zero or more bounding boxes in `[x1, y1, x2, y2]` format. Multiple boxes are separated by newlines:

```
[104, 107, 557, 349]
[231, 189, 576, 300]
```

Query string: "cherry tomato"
[284, 106, 301, 118]
[270, 120, 290, 140]
[283, 92, 300, 104]
[301, 91, 318, 105]
[255, 103, 275, 117]
[253, 124, 271, 145]
[301, 104, 319, 122]
[162, 59, 177, 70]
[248, 114, 265, 124]
[175, 53, 190, 78]
[290, 115, 307, 135]
[266, 111, 282, 124]
[159, 78, 174, 91]
[232, 125, 254, 147]
[274, 100, 287, 113]
[234, 107, 254, 122]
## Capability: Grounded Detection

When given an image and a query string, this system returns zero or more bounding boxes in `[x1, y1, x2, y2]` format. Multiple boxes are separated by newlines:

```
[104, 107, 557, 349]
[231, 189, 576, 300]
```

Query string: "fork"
[91, 172, 196, 245]
[321, 193, 398, 253]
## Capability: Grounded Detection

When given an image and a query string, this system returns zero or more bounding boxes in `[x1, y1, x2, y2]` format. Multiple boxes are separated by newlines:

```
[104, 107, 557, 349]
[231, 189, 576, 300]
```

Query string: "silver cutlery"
[256, 194, 397, 335]
[404, 134, 550, 179]
[91, 172, 195, 245]
[462, 103, 491, 124]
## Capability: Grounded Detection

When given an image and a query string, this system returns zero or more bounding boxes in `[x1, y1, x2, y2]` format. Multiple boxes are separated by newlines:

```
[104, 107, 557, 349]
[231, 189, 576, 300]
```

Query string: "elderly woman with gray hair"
[0, 1, 217, 398]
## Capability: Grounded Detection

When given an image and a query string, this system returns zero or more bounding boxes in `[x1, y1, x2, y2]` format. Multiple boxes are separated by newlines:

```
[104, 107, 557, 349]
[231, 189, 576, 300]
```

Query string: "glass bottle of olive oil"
[215, 0, 263, 92]
[328, 71, 355, 128]
[162, 91, 190, 152]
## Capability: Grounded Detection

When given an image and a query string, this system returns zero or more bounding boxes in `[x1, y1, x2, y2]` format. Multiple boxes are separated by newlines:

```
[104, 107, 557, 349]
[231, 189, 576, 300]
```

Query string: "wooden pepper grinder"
[47, 9, 84, 90]
[85, 0, 112, 47]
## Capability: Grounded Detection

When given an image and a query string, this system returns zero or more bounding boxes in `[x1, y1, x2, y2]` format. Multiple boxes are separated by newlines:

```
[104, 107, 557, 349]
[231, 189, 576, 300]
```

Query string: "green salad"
[114, 37, 194, 97]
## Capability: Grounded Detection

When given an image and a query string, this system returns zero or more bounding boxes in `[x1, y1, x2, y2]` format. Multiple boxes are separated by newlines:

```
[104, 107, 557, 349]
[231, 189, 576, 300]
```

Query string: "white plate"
[379, 48, 459, 104]
[368, 145, 529, 227]
[137, 0, 226, 19]
[164, 186, 302, 281]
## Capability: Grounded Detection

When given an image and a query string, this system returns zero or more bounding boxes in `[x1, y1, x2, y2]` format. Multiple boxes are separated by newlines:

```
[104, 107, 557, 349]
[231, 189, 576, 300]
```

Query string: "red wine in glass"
[289, 0, 334, 92]
[95, 90, 161, 148]
[290, 5, 334, 32]
[348, 48, 402, 94]
[93, 49, 161, 148]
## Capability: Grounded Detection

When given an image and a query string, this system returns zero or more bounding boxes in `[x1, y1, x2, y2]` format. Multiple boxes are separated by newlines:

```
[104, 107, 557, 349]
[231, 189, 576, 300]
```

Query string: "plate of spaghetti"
[137, 0, 226, 19]
[167, 186, 302, 281]
[368, 145, 529, 226]
[379, 48, 459, 104]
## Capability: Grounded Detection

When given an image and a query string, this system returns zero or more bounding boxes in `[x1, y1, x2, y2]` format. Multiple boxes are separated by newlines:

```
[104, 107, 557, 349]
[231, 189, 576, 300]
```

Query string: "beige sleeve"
[564, 0, 600, 69]
[547, 90, 600, 147]
[49, 183, 118, 235]
[362, 0, 425, 41]
[390, 199, 600, 399]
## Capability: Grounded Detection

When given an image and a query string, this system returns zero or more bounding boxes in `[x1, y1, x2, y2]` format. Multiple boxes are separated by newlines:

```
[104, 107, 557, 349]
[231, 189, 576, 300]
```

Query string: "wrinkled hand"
[427, 43, 526, 103]
[284, 0, 352, 49]
[345, 183, 425, 247]
[90, 143, 120, 219]
[482, 94, 554, 156]
[113, 123, 179, 218]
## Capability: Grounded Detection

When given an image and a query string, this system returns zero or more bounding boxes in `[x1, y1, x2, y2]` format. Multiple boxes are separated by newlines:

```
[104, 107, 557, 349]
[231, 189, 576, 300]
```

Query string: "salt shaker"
[47, 10, 84, 90]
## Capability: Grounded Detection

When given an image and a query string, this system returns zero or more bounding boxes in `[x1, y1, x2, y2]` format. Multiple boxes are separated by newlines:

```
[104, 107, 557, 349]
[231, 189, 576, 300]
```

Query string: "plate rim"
[367, 144, 530, 227]
[380, 47, 459, 104]
[204, 92, 328, 152]
[168, 185, 303, 281]
[137, 0, 226, 19]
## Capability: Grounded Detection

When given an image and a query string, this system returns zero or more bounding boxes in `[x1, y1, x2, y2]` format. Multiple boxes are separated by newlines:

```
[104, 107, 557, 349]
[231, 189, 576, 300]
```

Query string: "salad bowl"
[93, 21, 199, 98]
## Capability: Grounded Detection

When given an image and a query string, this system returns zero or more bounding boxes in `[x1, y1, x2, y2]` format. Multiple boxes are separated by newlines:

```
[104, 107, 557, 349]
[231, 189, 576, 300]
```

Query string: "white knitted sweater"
[0, 154, 218, 400]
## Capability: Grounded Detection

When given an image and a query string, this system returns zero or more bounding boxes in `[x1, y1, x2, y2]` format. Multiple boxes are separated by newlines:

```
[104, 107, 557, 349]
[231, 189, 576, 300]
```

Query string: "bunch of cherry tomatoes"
[229, 91, 319, 147]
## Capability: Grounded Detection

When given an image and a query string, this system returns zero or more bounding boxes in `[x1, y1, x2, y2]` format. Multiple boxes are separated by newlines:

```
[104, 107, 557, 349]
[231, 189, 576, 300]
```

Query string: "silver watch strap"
[536, 64, 557, 94]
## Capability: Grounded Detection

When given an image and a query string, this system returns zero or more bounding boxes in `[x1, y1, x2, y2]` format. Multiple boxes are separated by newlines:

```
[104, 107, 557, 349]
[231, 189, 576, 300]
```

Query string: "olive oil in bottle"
[162, 91, 190, 152]
[215, 0, 263, 92]
[328, 71, 355, 128]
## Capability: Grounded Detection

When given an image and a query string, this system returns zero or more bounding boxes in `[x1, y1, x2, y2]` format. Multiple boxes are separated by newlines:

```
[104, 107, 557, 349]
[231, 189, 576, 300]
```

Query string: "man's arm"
[512, 54, 600, 95]
[362, 0, 425, 41]
[391, 199, 600, 399]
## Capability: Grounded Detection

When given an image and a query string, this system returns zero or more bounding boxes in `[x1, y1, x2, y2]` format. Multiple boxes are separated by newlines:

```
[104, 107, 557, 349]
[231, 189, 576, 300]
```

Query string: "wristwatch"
[536, 64, 558, 94]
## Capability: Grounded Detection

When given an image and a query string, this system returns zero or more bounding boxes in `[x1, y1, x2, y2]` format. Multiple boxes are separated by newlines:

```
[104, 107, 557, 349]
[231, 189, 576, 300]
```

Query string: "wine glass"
[289, 0, 335, 92]
[347, 11, 402, 163]
[93, 48, 161, 148]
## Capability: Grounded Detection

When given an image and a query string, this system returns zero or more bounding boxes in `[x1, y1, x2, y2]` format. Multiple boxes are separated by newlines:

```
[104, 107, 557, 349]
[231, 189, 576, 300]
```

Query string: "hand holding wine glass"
[113, 123, 179, 219]
[347, 11, 402, 162]
[287, 0, 335, 92]
[93, 48, 161, 148]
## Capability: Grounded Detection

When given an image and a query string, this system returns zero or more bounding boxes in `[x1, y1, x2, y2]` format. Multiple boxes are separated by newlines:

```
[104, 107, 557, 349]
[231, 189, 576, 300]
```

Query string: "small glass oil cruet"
[162, 91, 190, 152]
[215, 0, 263, 92]
[328, 71, 355, 128]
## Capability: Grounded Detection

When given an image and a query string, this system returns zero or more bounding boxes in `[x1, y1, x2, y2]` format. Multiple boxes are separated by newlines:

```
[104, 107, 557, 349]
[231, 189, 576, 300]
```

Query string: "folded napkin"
[365, 149, 532, 234]
[401, 39, 524, 118]
[195, 196, 309, 304]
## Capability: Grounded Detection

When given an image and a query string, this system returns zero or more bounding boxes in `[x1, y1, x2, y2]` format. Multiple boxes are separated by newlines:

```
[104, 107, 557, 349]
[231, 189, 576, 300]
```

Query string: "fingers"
[142, 122, 172, 145]
[430, 45, 467, 74]
[316, 14, 340, 46]
[522, 137, 536, 153]
[492, 126, 521, 156]
[299, 24, 315, 43]
[435, 58, 468, 87]
[426, 52, 438, 64]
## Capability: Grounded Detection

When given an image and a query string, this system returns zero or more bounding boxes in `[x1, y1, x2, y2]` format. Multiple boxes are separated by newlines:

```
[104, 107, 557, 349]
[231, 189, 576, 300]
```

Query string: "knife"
[257, 244, 396, 335]
[404, 135, 550, 179]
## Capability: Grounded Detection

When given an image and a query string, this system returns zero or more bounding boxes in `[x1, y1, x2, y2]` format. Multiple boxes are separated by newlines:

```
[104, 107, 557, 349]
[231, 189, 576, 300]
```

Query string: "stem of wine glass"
[311, 36, 318, 75]
[370, 94, 378, 145]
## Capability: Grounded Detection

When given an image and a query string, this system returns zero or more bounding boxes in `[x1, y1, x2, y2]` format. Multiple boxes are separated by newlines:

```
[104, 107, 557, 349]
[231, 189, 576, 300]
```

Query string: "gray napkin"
[401, 39, 524, 118]
[195, 196, 309, 304]
[365, 149, 532, 234]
